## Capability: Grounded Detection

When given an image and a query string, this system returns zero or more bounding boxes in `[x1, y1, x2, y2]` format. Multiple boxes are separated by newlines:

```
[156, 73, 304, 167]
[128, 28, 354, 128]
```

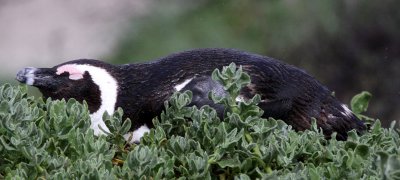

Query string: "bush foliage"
[1, 64, 399, 179]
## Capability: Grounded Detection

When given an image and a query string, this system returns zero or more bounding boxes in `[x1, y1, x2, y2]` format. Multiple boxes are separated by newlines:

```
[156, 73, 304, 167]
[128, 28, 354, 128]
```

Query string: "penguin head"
[16, 59, 119, 114]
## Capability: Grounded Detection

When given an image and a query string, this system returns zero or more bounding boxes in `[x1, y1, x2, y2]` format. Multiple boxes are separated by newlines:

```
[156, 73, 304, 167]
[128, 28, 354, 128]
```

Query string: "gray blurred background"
[1, 0, 399, 126]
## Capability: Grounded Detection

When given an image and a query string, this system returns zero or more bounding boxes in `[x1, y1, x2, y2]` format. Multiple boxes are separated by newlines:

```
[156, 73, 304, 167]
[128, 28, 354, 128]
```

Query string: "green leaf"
[235, 174, 251, 180]
[217, 154, 241, 168]
[308, 166, 321, 180]
[350, 91, 372, 114]
[0, 136, 15, 151]
[355, 144, 369, 159]
[0, 101, 9, 114]
[120, 118, 132, 135]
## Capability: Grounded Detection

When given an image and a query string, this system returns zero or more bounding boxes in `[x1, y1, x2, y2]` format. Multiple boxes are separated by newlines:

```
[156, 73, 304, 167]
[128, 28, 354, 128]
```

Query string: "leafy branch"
[0, 64, 399, 179]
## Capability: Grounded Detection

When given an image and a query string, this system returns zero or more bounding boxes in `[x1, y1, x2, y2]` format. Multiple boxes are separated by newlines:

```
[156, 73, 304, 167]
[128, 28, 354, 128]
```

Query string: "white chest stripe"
[74, 65, 118, 135]
[174, 78, 193, 91]
[123, 125, 150, 144]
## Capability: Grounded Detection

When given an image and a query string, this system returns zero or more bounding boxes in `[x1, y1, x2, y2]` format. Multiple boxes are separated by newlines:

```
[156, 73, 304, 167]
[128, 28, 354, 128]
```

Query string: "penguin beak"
[16, 67, 58, 88]
[16, 67, 37, 85]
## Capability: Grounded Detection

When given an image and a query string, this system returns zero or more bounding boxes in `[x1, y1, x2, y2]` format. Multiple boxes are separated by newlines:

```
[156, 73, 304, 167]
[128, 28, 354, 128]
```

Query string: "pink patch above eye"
[56, 65, 84, 80]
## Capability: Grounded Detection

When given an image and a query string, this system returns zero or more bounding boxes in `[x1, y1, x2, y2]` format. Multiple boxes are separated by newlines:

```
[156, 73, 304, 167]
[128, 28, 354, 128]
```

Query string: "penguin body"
[16, 48, 366, 142]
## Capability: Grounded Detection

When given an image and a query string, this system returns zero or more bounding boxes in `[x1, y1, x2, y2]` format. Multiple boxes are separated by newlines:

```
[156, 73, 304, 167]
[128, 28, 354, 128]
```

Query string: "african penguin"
[16, 48, 366, 142]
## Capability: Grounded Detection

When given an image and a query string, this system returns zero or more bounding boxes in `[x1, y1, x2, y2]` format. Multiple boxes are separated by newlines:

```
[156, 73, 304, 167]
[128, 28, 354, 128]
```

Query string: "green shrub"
[1, 63, 399, 179]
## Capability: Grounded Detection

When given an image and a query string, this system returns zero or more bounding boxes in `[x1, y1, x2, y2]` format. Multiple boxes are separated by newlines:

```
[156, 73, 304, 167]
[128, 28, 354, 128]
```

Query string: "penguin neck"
[74, 65, 119, 135]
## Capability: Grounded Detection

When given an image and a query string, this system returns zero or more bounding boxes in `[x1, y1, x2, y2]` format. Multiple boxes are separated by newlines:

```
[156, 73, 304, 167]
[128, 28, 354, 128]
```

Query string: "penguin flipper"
[180, 76, 228, 118]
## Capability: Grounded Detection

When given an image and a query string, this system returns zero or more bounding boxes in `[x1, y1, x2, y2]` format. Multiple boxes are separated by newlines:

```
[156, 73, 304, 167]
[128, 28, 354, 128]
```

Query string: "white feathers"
[123, 125, 150, 144]
[58, 64, 119, 135]
[174, 78, 193, 91]
[235, 95, 245, 102]
[24, 67, 37, 85]
[341, 104, 353, 117]
[56, 65, 84, 80]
